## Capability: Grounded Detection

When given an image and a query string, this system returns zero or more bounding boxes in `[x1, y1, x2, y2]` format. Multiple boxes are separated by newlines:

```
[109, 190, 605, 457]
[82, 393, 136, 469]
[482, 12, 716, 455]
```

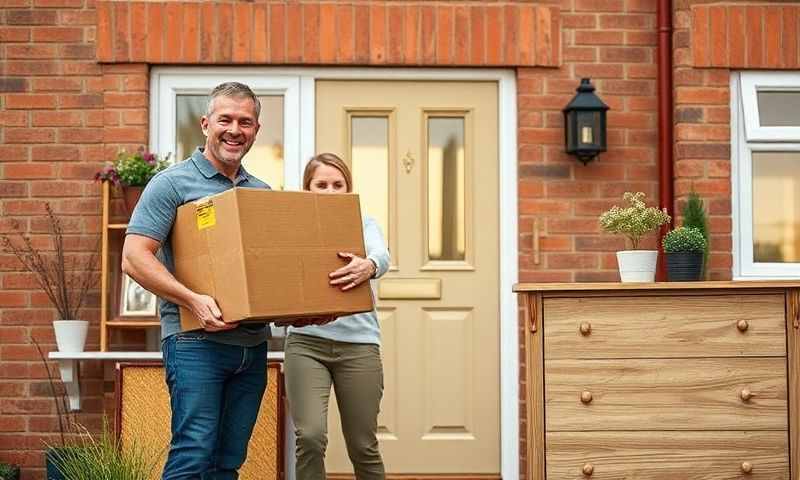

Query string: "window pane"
[427, 117, 465, 261]
[176, 94, 285, 189]
[757, 91, 800, 127]
[752, 151, 800, 263]
[176, 95, 207, 161]
[351, 117, 389, 241]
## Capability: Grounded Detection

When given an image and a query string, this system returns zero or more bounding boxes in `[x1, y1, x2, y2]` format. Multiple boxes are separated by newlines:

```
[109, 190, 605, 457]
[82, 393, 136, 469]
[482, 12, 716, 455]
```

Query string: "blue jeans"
[161, 332, 268, 480]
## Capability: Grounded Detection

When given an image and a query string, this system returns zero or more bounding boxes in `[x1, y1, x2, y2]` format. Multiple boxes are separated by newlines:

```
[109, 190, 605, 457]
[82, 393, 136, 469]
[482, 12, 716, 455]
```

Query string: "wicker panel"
[119, 363, 282, 479]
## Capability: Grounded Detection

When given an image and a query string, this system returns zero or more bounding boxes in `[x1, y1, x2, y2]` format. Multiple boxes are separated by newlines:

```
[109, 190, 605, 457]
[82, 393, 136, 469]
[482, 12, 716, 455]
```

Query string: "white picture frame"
[119, 273, 157, 317]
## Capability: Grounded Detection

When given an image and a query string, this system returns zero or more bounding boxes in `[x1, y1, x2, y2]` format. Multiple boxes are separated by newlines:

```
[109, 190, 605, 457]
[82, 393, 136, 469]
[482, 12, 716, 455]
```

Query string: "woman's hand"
[329, 252, 376, 291]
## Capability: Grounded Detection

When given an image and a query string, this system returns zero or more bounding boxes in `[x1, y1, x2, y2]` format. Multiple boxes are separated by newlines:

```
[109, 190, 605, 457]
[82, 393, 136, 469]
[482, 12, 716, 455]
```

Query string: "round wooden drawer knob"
[741, 461, 753, 474]
[580, 322, 592, 336]
[581, 391, 593, 404]
[737, 319, 749, 332]
[740, 388, 755, 402]
[582, 463, 594, 476]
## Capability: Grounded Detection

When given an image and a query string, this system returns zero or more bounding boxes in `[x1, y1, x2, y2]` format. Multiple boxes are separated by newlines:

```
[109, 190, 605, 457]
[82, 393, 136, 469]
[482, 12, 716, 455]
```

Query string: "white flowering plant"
[599, 192, 671, 250]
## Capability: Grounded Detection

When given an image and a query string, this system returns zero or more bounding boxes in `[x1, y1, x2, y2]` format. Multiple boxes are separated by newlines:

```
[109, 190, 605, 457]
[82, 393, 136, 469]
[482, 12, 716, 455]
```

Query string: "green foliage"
[95, 147, 170, 187]
[681, 192, 710, 276]
[0, 463, 19, 480]
[662, 226, 707, 253]
[47, 422, 160, 480]
[599, 192, 672, 249]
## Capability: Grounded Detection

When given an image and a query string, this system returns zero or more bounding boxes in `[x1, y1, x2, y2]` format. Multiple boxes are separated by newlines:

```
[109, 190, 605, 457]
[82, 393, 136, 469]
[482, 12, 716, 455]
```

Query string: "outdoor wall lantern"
[563, 78, 609, 165]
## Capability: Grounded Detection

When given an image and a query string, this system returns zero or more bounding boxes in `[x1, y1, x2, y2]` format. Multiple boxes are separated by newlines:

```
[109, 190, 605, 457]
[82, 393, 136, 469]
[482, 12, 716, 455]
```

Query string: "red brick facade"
[0, 0, 792, 478]
[95, 2, 561, 66]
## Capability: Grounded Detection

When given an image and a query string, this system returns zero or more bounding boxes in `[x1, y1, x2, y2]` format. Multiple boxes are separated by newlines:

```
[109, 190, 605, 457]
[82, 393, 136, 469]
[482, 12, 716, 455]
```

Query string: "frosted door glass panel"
[427, 117, 465, 261]
[351, 116, 389, 241]
[176, 95, 285, 189]
[752, 151, 800, 263]
[757, 91, 800, 127]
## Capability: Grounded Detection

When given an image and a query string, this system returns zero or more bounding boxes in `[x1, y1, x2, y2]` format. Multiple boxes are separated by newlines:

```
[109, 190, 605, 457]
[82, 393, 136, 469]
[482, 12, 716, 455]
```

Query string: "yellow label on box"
[196, 200, 216, 230]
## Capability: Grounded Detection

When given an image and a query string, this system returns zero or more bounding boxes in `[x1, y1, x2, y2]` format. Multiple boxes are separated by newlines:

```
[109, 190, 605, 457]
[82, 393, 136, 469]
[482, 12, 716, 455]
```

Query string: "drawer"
[546, 431, 789, 480]
[543, 294, 786, 359]
[546, 357, 787, 431]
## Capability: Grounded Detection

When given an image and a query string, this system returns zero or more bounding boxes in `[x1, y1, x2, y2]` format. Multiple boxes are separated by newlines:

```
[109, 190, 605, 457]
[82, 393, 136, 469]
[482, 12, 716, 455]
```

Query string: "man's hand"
[188, 293, 236, 331]
[329, 252, 376, 291]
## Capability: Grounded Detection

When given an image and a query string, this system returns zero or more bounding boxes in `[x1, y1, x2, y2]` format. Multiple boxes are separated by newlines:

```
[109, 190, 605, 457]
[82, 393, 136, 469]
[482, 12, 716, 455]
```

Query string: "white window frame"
[739, 71, 800, 141]
[149, 70, 302, 189]
[732, 71, 800, 279]
[149, 66, 519, 480]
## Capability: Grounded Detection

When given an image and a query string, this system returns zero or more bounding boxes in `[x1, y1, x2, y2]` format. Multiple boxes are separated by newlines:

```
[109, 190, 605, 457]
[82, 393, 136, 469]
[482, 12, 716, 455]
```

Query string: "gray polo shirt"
[126, 148, 270, 346]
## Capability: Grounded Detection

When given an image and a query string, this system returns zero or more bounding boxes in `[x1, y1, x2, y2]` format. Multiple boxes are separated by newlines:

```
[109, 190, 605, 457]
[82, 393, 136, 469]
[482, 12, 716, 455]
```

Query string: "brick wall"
[0, 1, 152, 475]
[94, 1, 560, 66]
[516, 0, 660, 289]
[2, 1, 105, 476]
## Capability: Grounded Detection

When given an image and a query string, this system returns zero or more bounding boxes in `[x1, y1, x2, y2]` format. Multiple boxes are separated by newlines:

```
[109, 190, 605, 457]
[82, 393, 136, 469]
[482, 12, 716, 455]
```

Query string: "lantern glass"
[577, 111, 600, 147]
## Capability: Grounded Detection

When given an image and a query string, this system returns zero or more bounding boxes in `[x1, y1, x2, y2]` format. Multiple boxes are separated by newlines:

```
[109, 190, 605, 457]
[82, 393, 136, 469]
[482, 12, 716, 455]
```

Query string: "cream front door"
[315, 80, 500, 475]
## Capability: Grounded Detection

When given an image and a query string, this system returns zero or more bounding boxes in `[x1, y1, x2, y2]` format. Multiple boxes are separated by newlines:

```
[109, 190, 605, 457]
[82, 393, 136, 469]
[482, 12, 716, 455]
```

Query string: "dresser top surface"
[514, 280, 800, 293]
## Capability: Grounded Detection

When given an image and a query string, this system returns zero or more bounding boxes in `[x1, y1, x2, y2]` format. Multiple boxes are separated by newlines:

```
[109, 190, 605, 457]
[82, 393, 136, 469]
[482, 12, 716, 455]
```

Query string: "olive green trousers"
[284, 333, 385, 480]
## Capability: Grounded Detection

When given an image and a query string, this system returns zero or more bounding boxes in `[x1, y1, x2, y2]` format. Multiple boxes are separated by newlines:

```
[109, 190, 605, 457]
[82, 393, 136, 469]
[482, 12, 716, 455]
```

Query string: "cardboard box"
[171, 187, 374, 331]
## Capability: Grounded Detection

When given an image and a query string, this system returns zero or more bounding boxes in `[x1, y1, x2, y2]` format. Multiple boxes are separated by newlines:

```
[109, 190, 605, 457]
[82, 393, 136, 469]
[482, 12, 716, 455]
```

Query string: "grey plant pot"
[665, 252, 704, 281]
[45, 448, 67, 480]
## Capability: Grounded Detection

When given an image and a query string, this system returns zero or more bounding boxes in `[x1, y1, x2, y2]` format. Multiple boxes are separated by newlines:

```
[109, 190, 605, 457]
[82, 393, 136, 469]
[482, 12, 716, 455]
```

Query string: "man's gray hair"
[206, 82, 261, 118]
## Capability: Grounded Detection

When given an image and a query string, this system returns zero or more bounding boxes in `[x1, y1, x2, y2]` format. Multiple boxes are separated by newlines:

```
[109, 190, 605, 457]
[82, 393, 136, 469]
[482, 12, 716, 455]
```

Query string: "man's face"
[201, 95, 260, 169]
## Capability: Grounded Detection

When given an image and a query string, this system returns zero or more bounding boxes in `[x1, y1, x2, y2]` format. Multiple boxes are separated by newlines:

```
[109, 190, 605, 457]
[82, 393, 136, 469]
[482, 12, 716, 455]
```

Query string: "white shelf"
[49, 351, 163, 361]
[49, 351, 285, 410]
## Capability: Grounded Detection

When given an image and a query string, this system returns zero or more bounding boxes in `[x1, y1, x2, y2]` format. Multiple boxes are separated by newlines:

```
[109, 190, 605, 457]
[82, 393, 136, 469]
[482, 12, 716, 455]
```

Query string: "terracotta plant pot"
[122, 185, 144, 216]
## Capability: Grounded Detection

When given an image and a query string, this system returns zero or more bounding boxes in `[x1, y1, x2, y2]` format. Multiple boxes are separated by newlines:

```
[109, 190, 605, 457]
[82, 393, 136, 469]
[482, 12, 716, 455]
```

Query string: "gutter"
[657, 0, 675, 280]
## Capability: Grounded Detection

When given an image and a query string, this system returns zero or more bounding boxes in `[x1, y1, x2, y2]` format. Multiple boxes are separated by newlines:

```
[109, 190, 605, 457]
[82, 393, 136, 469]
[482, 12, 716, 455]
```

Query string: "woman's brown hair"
[302, 153, 353, 193]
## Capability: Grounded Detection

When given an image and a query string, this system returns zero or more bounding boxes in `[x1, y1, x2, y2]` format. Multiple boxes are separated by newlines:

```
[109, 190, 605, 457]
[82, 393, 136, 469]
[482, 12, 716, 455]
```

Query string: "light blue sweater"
[288, 216, 390, 346]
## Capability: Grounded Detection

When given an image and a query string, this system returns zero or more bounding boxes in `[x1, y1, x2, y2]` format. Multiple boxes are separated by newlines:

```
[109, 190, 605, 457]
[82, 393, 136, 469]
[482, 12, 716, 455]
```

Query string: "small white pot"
[53, 320, 89, 353]
[616, 250, 658, 282]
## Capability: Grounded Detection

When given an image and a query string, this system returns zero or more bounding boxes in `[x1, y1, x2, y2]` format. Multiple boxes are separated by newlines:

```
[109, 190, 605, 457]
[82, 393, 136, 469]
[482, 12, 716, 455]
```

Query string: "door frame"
[149, 66, 519, 479]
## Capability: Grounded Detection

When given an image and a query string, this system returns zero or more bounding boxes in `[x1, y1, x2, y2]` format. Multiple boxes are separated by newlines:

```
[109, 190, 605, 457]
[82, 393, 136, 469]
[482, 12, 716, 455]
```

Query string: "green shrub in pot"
[662, 226, 707, 281]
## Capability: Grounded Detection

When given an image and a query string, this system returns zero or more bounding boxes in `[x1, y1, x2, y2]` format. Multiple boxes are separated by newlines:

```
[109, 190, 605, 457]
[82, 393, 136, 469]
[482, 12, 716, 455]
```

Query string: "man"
[122, 82, 269, 479]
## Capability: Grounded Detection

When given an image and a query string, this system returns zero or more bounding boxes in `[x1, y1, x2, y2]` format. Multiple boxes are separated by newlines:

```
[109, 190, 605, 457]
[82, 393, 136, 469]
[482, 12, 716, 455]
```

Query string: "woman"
[285, 153, 389, 479]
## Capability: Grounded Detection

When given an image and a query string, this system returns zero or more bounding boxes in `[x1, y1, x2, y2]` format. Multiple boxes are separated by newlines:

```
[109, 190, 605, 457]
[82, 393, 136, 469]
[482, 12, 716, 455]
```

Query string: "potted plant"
[0, 462, 20, 480]
[45, 421, 159, 480]
[681, 191, 710, 279]
[33, 339, 78, 480]
[599, 192, 671, 282]
[2, 204, 98, 352]
[95, 147, 170, 215]
[32, 342, 159, 479]
[662, 226, 707, 281]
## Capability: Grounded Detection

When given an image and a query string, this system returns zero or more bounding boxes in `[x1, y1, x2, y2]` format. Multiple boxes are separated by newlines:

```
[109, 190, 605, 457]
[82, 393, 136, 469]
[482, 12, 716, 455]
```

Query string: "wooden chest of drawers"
[515, 281, 800, 480]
